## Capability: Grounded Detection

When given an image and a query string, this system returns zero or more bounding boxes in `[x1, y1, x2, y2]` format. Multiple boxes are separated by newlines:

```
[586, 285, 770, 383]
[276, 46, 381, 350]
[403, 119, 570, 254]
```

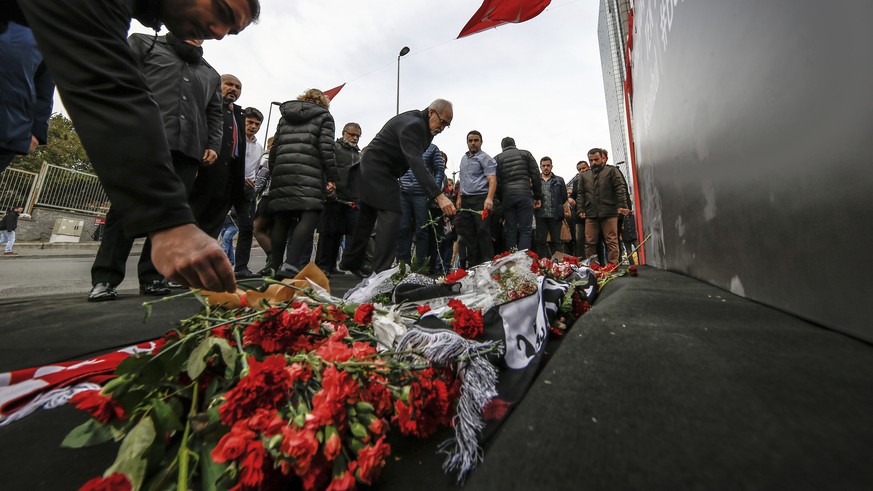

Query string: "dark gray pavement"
[1, 267, 872, 490]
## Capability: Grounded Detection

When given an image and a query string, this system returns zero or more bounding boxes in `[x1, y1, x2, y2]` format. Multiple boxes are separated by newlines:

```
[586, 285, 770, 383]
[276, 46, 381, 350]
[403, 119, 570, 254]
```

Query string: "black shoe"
[275, 263, 300, 280]
[257, 266, 274, 277]
[345, 267, 370, 280]
[166, 281, 185, 289]
[234, 267, 261, 279]
[88, 282, 118, 302]
[139, 280, 171, 296]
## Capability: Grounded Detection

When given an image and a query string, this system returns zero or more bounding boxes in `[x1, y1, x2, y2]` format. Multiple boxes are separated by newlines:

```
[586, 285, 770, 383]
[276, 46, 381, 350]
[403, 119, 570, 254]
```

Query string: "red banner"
[458, 0, 551, 39]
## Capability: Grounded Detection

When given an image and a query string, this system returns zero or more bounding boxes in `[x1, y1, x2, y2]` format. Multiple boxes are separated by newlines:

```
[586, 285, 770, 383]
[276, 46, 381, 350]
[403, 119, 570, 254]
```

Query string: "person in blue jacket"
[0, 22, 54, 173]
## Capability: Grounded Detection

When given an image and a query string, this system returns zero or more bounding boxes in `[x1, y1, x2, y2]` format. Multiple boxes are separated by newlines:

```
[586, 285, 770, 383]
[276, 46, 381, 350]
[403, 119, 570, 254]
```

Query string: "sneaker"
[3, 251, 15, 255]
[234, 267, 261, 279]
[139, 280, 171, 296]
[88, 282, 118, 302]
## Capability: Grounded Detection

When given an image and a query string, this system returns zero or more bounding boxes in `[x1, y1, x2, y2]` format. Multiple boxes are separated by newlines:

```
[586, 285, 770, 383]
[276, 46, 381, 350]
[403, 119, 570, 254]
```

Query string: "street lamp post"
[264, 101, 281, 140]
[396, 46, 410, 115]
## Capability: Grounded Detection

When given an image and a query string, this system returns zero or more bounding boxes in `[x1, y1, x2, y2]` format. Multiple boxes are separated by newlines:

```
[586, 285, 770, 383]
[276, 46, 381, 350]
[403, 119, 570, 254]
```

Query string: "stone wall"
[12, 206, 103, 242]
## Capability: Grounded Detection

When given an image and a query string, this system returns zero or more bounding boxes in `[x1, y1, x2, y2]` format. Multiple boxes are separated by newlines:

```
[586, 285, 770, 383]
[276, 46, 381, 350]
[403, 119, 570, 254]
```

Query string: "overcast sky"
[56, 0, 609, 180]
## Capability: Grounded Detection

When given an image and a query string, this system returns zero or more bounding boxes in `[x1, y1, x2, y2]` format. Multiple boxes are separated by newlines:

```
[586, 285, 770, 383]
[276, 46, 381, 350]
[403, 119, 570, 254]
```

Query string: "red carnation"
[447, 298, 484, 339]
[325, 305, 349, 322]
[392, 368, 455, 438]
[353, 303, 375, 325]
[279, 425, 320, 476]
[628, 265, 639, 277]
[444, 268, 467, 283]
[326, 465, 356, 491]
[70, 390, 126, 424]
[481, 208, 490, 219]
[361, 373, 393, 417]
[310, 366, 358, 427]
[79, 473, 131, 491]
[244, 305, 321, 354]
[416, 305, 431, 315]
[323, 425, 342, 460]
[355, 437, 392, 485]
[218, 355, 293, 426]
[482, 398, 513, 421]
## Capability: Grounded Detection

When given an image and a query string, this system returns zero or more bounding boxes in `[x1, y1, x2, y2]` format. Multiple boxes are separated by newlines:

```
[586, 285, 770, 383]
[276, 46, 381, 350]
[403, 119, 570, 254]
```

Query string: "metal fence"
[0, 163, 109, 216]
[0, 167, 37, 213]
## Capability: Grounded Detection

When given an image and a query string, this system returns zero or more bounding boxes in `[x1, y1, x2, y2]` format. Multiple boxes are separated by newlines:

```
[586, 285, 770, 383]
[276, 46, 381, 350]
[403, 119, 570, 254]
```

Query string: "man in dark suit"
[87, 34, 223, 301]
[3, 0, 260, 293]
[190, 74, 246, 239]
[339, 99, 457, 276]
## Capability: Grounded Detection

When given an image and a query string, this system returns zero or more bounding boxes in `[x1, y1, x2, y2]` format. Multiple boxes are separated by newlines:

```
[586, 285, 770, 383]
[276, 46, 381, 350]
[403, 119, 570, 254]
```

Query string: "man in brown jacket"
[576, 148, 630, 265]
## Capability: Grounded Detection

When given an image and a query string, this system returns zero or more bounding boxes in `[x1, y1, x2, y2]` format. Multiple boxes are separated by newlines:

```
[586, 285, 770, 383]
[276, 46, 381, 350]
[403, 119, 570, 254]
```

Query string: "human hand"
[567, 197, 576, 207]
[618, 207, 631, 216]
[484, 198, 494, 211]
[534, 199, 542, 209]
[202, 149, 218, 166]
[149, 223, 236, 292]
[326, 181, 336, 195]
[578, 212, 586, 219]
[436, 194, 456, 216]
[29, 135, 39, 153]
[245, 178, 255, 189]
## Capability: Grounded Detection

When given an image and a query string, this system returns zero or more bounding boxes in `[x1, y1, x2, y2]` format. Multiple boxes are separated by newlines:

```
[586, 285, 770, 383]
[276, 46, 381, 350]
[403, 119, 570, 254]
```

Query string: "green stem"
[177, 384, 198, 491]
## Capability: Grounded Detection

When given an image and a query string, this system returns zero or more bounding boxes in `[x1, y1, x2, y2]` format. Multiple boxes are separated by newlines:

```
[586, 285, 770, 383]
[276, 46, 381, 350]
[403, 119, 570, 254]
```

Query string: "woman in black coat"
[267, 88, 338, 275]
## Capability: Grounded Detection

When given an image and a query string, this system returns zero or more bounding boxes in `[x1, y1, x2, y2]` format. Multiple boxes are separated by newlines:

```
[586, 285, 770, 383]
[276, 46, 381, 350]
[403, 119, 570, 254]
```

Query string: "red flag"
[457, 0, 551, 39]
[323, 83, 346, 101]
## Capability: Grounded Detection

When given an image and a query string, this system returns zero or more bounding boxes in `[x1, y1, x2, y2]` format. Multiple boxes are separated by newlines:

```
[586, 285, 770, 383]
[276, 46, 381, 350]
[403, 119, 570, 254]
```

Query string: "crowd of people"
[2, 0, 638, 302]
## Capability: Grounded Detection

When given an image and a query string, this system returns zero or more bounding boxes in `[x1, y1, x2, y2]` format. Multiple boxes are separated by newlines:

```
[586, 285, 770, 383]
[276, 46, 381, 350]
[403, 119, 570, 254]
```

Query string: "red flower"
[79, 473, 131, 491]
[326, 466, 356, 491]
[325, 305, 349, 323]
[218, 355, 293, 426]
[244, 305, 321, 354]
[447, 298, 484, 339]
[571, 290, 591, 318]
[564, 255, 580, 266]
[392, 368, 455, 438]
[310, 366, 358, 427]
[323, 425, 342, 460]
[628, 265, 639, 277]
[416, 305, 431, 315]
[353, 303, 375, 326]
[355, 437, 392, 485]
[70, 390, 126, 424]
[526, 250, 540, 261]
[444, 268, 467, 283]
[350, 202, 358, 210]
[481, 208, 490, 219]
[279, 425, 320, 476]
[285, 362, 312, 385]
[361, 373, 393, 417]
[492, 251, 511, 261]
[212, 423, 256, 463]
[238, 441, 268, 489]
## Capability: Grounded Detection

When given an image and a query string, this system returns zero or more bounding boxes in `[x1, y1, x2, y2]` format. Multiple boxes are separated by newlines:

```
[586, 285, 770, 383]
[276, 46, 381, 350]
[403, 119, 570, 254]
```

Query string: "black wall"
[631, 0, 873, 341]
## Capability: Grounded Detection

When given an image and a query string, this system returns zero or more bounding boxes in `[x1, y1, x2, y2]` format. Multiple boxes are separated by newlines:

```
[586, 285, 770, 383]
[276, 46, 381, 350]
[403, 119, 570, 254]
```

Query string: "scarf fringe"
[396, 327, 502, 484]
[0, 383, 101, 427]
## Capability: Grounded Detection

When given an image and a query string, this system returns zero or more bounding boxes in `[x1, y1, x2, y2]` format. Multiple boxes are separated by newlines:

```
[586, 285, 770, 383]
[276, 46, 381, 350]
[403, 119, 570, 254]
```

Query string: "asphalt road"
[0, 249, 270, 300]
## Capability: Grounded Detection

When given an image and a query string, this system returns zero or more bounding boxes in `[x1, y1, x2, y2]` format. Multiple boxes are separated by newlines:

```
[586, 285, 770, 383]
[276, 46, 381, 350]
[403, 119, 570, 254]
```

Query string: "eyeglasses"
[431, 110, 450, 128]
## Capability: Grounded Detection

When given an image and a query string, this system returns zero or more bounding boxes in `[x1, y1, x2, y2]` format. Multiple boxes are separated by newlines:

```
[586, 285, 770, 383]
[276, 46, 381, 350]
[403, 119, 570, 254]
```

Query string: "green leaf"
[187, 337, 214, 379]
[61, 419, 115, 448]
[212, 338, 239, 380]
[106, 417, 157, 491]
[151, 397, 183, 433]
[199, 436, 228, 491]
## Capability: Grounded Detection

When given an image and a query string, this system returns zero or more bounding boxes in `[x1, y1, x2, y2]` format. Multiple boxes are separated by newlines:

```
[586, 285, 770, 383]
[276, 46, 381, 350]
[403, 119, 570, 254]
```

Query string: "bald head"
[220, 74, 241, 102]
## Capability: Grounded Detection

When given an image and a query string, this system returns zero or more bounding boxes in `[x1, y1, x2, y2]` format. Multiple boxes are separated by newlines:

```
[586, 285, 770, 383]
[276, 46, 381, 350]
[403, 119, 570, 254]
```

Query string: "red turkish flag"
[458, 0, 551, 39]
[323, 83, 346, 101]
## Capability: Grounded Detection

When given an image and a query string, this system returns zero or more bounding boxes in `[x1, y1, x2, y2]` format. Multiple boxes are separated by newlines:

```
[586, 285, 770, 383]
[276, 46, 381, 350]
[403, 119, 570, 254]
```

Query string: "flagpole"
[396, 46, 410, 115]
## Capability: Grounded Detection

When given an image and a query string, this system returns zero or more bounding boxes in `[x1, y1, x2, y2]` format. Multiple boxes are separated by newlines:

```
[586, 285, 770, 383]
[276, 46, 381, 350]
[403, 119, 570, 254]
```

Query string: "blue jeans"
[502, 193, 535, 251]
[219, 225, 238, 265]
[0, 230, 15, 252]
[397, 192, 430, 265]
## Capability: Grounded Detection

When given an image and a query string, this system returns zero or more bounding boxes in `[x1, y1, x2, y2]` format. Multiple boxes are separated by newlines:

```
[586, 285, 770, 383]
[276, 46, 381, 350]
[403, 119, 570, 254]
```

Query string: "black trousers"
[455, 194, 494, 268]
[315, 201, 359, 272]
[91, 152, 198, 286]
[341, 201, 400, 274]
[269, 209, 320, 271]
[232, 187, 257, 270]
[535, 216, 564, 258]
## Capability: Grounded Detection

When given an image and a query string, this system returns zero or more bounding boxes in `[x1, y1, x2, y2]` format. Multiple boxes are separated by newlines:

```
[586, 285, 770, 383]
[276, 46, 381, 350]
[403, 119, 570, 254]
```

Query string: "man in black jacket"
[339, 99, 457, 276]
[88, 33, 223, 301]
[4, 0, 260, 293]
[190, 74, 247, 240]
[495, 137, 542, 252]
[316, 122, 362, 276]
